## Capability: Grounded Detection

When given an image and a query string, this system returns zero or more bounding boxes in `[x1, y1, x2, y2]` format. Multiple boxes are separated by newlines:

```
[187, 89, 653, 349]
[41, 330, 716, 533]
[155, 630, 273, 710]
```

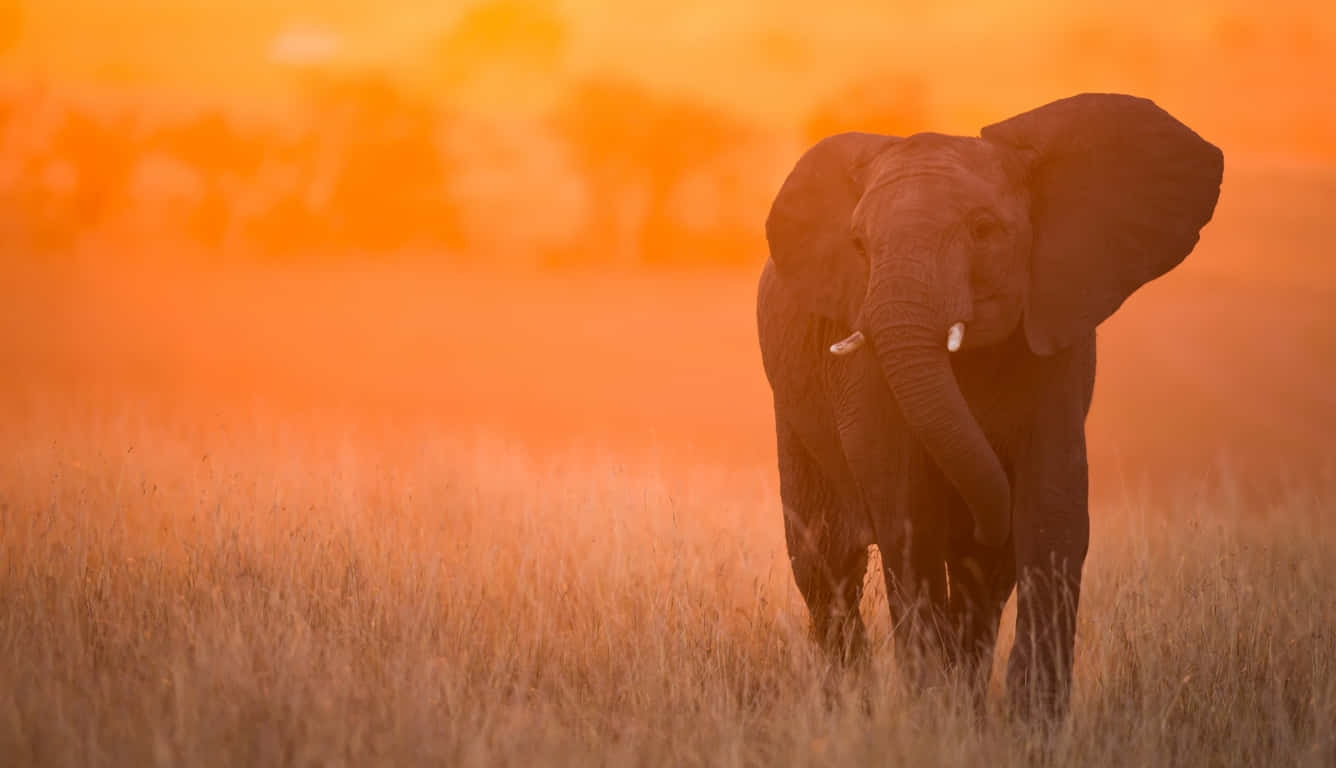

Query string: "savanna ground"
[1, 166, 1334, 765]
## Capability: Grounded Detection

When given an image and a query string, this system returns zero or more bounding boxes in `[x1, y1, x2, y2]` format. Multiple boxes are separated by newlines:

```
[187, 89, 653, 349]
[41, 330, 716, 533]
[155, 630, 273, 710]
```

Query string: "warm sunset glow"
[1, 1, 1333, 764]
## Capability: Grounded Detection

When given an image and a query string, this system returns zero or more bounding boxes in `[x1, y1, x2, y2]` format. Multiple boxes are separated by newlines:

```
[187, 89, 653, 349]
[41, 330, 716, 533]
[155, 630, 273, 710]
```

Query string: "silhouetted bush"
[0, 72, 772, 268]
[549, 78, 757, 266]
[148, 111, 266, 247]
[293, 74, 464, 256]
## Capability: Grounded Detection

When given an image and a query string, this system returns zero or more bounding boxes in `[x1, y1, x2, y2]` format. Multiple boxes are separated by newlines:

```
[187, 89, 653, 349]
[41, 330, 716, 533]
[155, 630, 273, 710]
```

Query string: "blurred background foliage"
[0, 0, 1331, 268]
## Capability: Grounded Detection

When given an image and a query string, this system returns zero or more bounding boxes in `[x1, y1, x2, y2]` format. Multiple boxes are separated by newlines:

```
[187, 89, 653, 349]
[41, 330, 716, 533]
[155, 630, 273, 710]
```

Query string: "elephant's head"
[765, 93, 1223, 547]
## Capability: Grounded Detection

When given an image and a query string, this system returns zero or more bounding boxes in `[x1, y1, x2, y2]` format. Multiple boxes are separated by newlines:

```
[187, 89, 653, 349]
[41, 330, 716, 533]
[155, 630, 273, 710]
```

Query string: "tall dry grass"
[1, 405, 1332, 767]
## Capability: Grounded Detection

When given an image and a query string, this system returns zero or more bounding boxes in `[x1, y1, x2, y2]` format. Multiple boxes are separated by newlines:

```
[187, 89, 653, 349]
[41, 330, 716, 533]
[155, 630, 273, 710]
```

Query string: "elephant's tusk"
[947, 322, 965, 352]
[829, 331, 865, 356]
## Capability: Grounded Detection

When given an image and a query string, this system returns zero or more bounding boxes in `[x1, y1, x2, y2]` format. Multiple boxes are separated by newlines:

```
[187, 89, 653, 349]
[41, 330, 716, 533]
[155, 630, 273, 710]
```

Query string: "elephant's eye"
[969, 213, 1001, 241]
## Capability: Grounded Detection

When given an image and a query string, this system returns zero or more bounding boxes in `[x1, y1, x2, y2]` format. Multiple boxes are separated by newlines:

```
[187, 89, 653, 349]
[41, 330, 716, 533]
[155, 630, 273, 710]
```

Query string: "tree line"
[0, 70, 929, 269]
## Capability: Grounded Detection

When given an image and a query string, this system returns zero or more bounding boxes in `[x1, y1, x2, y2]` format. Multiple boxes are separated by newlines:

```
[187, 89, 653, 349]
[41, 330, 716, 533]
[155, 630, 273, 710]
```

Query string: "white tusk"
[829, 331, 865, 356]
[947, 322, 965, 352]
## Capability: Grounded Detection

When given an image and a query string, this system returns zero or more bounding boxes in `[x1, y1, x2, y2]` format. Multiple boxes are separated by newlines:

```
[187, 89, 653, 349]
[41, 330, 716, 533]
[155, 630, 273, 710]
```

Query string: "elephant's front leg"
[945, 525, 1016, 708]
[872, 452, 952, 689]
[831, 351, 951, 686]
[776, 419, 870, 665]
[1005, 366, 1092, 720]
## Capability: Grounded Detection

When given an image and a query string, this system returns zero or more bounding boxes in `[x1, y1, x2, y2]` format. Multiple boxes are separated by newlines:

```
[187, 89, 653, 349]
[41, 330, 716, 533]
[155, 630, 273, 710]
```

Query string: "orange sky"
[4, 0, 1333, 163]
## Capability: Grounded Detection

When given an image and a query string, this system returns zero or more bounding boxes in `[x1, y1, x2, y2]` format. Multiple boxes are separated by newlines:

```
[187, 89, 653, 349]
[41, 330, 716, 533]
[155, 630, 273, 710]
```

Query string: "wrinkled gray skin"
[757, 93, 1222, 719]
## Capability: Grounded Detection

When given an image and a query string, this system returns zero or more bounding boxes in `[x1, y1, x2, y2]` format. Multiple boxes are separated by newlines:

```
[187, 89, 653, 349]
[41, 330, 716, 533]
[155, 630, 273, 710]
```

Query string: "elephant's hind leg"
[777, 419, 870, 665]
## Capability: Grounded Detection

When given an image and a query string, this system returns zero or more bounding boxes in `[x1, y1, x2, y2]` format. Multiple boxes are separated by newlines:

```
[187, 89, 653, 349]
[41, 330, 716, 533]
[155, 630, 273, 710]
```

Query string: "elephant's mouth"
[965, 295, 1024, 347]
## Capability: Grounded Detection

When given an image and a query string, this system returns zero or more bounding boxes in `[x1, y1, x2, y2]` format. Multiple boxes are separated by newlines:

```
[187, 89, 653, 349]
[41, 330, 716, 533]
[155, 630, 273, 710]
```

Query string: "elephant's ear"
[765, 132, 898, 324]
[982, 93, 1224, 355]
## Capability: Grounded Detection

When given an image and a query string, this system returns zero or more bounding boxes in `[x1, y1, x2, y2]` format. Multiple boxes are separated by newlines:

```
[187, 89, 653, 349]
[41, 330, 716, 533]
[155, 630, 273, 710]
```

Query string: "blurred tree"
[297, 73, 462, 256]
[246, 191, 325, 257]
[1, 104, 138, 255]
[803, 75, 931, 143]
[433, 0, 567, 112]
[60, 111, 139, 226]
[149, 111, 266, 247]
[550, 78, 752, 266]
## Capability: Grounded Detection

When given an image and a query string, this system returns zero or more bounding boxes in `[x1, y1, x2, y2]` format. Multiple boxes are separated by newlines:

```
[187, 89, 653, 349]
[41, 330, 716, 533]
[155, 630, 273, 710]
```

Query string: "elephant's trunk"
[864, 244, 1011, 546]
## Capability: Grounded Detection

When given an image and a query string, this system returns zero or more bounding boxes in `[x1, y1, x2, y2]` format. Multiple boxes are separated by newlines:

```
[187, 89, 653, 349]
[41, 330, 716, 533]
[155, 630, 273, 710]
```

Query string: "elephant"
[756, 93, 1222, 718]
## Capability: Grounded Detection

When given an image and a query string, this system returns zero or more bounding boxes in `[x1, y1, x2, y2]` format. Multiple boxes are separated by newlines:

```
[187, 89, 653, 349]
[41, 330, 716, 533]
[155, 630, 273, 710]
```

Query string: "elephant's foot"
[812, 608, 868, 667]
[1004, 646, 1074, 724]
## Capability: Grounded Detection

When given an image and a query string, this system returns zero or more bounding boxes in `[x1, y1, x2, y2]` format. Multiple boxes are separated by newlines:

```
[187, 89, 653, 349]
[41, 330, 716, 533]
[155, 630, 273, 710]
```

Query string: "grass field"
[2, 417, 1333, 766]
[1, 167, 1334, 765]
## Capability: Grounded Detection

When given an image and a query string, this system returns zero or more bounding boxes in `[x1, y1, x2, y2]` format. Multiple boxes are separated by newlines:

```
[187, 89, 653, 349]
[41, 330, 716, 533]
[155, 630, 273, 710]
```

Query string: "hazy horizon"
[4, 0, 1333, 165]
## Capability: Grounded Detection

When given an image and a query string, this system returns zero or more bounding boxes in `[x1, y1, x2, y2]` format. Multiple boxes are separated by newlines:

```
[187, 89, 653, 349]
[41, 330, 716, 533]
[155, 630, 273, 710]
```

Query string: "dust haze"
[2, 1, 1335, 765]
